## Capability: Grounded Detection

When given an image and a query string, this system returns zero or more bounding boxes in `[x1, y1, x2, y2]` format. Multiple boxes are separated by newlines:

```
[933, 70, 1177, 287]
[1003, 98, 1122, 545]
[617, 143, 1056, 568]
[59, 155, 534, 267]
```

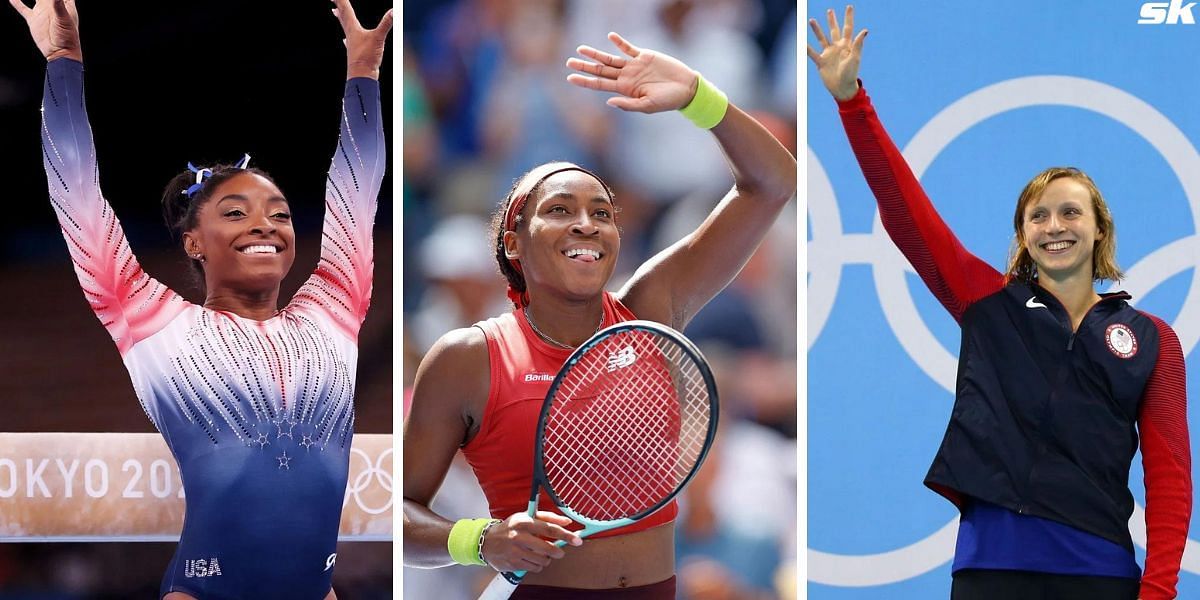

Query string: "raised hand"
[806, 5, 867, 101]
[8, 0, 81, 62]
[566, 32, 697, 114]
[330, 0, 393, 80]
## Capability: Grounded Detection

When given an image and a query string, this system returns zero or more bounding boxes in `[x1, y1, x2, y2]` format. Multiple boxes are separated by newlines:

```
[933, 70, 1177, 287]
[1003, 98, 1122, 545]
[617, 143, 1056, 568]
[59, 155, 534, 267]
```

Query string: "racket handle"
[477, 571, 523, 600]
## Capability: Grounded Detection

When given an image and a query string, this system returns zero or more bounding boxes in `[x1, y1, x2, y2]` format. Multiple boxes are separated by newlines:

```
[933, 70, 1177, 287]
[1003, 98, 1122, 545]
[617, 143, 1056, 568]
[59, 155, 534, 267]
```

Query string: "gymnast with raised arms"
[9, 0, 391, 597]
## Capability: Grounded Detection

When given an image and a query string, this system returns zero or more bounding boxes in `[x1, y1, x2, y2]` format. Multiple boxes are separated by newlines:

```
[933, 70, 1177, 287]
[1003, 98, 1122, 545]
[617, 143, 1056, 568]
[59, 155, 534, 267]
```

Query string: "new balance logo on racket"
[477, 321, 719, 599]
[402, 19, 795, 597]
[605, 345, 638, 371]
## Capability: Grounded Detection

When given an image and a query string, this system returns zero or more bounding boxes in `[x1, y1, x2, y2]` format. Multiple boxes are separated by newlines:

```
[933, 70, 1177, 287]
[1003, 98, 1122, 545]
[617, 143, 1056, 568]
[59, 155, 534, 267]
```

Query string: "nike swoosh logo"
[1026, 297, 1047, 309]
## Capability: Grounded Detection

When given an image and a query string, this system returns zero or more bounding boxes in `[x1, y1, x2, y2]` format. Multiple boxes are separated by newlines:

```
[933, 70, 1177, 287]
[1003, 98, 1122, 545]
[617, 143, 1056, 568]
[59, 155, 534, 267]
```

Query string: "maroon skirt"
[509, 576, 676, 600]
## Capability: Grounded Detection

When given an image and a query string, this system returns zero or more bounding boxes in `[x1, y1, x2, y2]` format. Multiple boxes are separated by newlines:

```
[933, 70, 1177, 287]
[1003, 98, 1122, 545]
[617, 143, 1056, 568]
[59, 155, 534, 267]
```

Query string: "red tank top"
[462, 292, 677, 538]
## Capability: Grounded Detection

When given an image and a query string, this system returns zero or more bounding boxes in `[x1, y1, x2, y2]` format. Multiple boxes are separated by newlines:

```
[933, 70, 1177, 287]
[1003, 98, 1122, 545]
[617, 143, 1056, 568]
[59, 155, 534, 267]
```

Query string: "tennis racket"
[477, 320, 719, 600]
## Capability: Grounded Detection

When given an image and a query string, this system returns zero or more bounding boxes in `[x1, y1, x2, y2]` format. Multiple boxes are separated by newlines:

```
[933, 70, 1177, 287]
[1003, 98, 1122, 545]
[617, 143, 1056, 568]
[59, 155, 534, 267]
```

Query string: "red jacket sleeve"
[1138, 314, 1192, 600]
[837, 84, 1005, 322]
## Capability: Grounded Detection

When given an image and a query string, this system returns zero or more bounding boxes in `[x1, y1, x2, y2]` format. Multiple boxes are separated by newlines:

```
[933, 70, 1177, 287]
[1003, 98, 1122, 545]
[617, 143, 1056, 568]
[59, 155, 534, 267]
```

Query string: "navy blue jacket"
[838, 85, 1191, 598]
[925, 282, 1156, 552]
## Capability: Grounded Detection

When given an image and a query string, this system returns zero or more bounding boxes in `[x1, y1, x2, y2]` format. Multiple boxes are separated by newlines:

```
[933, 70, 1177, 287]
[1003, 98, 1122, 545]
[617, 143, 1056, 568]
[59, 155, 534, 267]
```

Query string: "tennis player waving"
[404, 32, 796, 599]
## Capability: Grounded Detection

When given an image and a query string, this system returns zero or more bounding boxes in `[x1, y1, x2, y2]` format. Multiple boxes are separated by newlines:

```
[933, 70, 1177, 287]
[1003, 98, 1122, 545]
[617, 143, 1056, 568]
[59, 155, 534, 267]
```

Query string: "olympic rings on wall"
[809, 76, 1200, 586]
[343, 446, 394, 516]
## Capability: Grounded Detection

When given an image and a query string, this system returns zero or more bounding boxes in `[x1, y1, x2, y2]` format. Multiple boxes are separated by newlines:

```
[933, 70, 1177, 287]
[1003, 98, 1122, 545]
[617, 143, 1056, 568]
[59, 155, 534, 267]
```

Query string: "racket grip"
[477, 571, 522, 600]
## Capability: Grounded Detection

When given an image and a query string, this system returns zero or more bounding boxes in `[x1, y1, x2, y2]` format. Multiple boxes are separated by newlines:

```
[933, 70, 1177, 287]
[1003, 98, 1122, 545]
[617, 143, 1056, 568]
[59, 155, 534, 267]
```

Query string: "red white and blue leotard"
[40, 58, 385, 600]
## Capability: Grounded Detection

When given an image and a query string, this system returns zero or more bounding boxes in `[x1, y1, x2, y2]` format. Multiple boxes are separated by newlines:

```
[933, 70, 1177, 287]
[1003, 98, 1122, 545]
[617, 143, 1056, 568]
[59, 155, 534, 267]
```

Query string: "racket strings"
[546, 359, 677, 516]
[542, 330, 711, 522]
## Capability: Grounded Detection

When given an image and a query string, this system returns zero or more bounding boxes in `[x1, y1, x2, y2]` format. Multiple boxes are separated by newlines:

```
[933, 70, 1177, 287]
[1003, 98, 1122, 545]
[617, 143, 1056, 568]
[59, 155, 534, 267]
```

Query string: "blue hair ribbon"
[183, 154, 253, 198]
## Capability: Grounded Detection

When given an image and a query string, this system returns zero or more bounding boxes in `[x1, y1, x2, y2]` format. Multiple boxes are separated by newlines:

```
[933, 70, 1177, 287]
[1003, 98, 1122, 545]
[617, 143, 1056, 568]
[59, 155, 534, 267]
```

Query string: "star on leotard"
[299, 434, 315, 451]
[277, 451, 291, 470]
[186, 324, 206, 340]
[254, 432, 270, 449]
[275, 417, 297, 440]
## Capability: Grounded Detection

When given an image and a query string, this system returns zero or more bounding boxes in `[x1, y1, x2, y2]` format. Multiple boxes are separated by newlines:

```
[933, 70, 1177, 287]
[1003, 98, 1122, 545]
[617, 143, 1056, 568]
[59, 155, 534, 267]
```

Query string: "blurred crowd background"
[0, 1, 392, 597]
[401, 0, 798, 598]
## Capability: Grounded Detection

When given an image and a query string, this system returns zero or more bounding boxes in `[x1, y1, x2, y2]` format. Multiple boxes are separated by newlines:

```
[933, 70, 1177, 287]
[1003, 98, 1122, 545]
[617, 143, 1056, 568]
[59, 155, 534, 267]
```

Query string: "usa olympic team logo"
[809, 75, 1200, 586]
[1105, 323, 1138, 358]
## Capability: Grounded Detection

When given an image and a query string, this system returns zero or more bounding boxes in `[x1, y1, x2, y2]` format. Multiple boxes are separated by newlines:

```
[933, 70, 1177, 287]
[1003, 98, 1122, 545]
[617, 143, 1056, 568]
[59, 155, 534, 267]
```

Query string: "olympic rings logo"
[343, 446, 393, 515]
[808, 76, 1200, 586]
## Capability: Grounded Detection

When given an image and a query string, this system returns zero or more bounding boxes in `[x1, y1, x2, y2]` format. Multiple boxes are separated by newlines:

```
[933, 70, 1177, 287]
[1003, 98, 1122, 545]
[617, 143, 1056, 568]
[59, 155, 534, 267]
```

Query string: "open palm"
[330, 0, 393, 79]
[9, 0, 81, 61]
[566, 32, 696, 114]
[806, 5, 866, 101]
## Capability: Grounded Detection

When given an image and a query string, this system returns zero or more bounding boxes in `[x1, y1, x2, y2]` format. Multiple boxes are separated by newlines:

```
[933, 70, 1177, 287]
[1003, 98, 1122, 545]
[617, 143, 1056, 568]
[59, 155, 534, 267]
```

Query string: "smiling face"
[503, 170, 619, 303]
[1019, 177, 1103, 282]
[182, 172, 297, 294]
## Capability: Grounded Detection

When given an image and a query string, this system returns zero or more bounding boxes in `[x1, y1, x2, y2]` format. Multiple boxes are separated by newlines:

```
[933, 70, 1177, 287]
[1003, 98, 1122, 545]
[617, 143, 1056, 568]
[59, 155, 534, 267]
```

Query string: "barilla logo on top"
[524, 372, 554, 383]
[1138, 0, 1196, 24]
[606, 346, 638, 371]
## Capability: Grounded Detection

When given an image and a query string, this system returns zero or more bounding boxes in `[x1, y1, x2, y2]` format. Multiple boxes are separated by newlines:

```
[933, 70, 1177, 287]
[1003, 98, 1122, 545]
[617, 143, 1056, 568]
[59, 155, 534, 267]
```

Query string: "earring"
[190, 253, 205, 263]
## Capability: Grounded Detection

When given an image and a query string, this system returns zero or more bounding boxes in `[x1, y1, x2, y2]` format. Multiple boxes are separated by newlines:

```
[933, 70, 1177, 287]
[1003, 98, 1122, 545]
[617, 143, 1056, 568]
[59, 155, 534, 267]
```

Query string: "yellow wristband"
[448, 518, 492, 566]
[679, 74, 729, 129]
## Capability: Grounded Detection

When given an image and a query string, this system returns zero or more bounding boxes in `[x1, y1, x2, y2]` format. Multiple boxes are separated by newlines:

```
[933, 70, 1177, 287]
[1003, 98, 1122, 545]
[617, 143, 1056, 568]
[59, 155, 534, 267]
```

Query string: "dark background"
[0, 1, 393, 597]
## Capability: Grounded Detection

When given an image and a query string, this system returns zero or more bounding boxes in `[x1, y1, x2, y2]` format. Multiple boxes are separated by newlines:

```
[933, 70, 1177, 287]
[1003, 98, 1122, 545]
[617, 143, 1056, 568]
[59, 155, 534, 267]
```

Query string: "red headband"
[502, 163, 613, 307]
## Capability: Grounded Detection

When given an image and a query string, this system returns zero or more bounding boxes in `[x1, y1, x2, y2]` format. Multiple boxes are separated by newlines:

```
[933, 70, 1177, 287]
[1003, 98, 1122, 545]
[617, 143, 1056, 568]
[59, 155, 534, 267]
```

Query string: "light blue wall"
[807, 1, 1200, 596]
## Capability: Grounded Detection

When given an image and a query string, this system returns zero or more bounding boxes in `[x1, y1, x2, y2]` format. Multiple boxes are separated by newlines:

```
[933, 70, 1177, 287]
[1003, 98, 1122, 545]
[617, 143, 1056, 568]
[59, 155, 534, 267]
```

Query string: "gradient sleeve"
[837, 84, 1005, 322]
[1138, 315, 1192, 600]
[40, 59, 183, 356]
[291, 77, 385, 342]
